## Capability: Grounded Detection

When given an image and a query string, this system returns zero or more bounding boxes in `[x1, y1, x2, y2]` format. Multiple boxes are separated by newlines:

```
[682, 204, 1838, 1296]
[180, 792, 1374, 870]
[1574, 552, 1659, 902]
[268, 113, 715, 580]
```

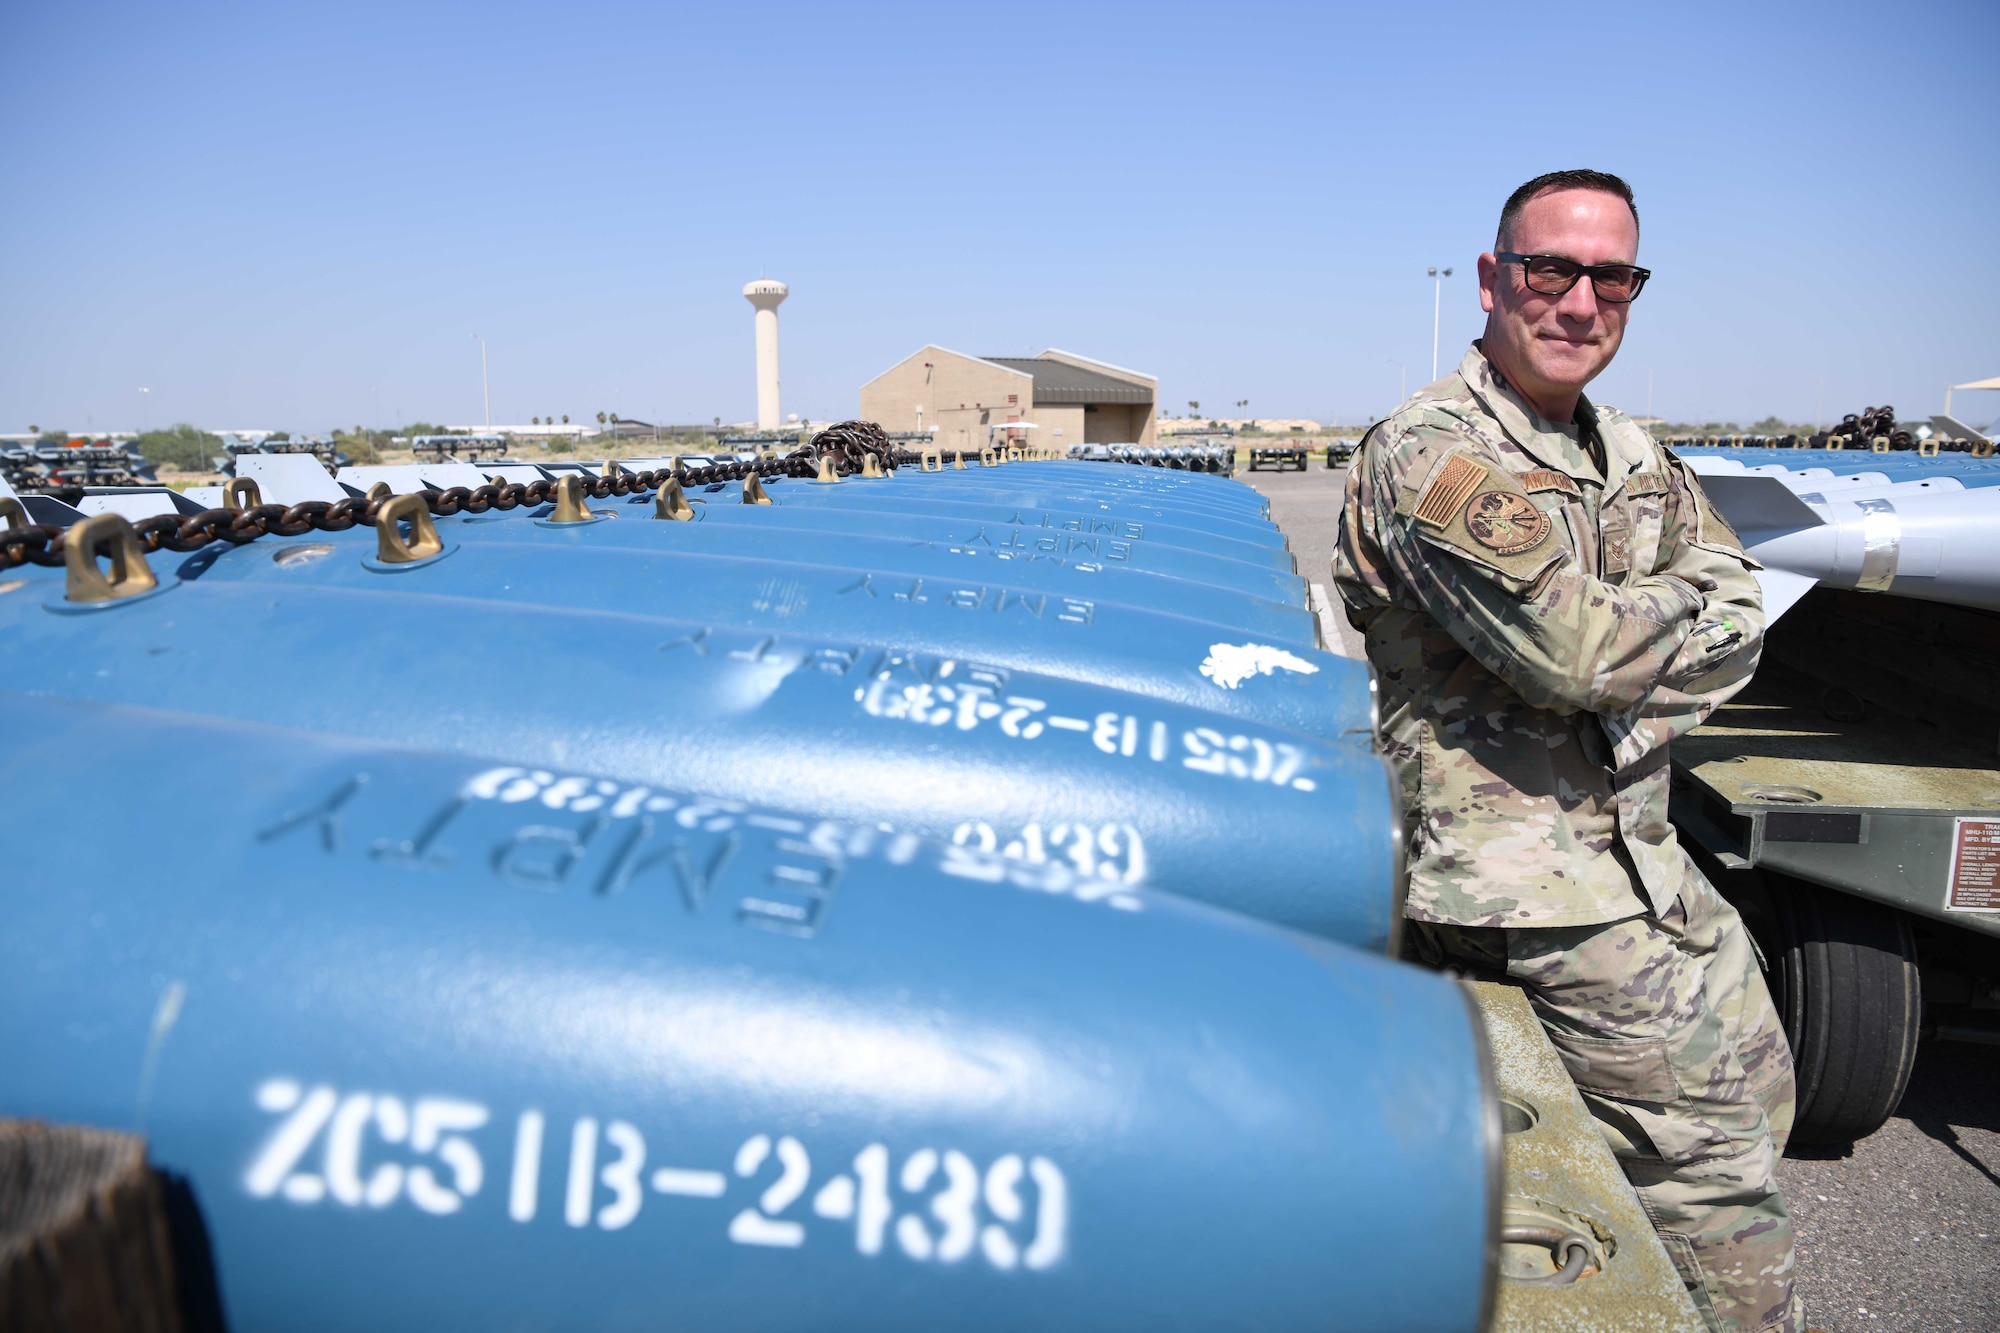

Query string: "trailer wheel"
[1766, 879, 1922, 1145]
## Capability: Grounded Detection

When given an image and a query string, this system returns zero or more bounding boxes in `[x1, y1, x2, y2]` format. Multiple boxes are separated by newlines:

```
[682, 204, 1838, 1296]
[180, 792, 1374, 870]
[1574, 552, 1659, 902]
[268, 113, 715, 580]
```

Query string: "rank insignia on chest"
[1465, 491, 1552, 555]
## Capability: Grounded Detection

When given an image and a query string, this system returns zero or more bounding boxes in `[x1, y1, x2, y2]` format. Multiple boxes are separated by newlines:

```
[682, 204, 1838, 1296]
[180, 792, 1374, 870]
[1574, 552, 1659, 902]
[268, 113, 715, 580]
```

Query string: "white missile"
[1692, 467, 2000, 621]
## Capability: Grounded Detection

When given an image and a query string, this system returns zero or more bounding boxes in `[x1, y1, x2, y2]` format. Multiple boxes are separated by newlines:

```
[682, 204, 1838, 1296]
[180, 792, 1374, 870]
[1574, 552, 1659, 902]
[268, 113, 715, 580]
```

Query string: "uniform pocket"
[1543, 1028, 1684, 1102]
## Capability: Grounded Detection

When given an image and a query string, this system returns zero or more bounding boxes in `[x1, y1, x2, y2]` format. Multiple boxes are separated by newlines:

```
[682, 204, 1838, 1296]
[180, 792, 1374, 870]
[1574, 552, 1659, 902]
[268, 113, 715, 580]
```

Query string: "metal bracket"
[742, 472, 773, 505]
[224, 476, 263, 511]
[374, 494, 445, 564]
[0, 497, 27, 531]
[64, 513, 160, 603]
[654, 476, 695, 520]
[549, 474, 595, 524]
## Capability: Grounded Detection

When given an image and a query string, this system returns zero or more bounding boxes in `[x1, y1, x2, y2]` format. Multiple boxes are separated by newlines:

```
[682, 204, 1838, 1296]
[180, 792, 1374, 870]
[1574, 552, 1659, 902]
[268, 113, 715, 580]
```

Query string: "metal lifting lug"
[224, 476, 263, 511]
[604, 459, 624, 479]
[741, 472, 773, 505]
[549, 473, 595, 524]
[952, 450, 966, 469]
[0, 497, 27, 532]
[365, 481, 394, 504]
[920, 449, 942, 472]
[374, 493, 446, 564]
[979, 448, 998, 467]
[64, 512, 160, 604]
[860, 454, 886, 479]
[813, 455, 840, 484]
[653, 475, 695, 520]
[1501, 1223, 1600, 1287]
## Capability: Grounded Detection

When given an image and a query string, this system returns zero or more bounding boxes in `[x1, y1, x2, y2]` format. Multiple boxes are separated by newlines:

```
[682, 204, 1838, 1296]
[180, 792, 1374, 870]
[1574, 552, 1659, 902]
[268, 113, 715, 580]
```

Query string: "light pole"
[471, 334, 490, 429]
[1428, 267, 1453, 381]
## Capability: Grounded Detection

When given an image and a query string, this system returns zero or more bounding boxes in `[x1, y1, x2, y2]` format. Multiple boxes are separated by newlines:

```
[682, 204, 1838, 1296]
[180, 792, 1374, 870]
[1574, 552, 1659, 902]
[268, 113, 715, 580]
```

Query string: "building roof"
[983, 357, 1154, 405]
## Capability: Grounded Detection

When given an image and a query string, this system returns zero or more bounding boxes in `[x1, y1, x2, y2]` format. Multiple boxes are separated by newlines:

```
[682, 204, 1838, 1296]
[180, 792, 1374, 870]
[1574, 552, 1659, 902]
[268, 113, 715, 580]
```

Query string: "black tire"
[1767, 879, 1922, 1145]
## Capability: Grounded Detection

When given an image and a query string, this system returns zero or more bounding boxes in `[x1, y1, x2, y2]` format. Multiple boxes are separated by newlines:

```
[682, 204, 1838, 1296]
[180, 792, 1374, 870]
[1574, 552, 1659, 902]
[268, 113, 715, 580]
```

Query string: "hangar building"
[859, 348, 1157, 454]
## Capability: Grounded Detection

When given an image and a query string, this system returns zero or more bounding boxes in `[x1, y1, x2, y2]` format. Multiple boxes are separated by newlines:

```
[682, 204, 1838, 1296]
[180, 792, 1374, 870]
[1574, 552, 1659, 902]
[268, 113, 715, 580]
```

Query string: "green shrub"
[135, 423, 225, 473]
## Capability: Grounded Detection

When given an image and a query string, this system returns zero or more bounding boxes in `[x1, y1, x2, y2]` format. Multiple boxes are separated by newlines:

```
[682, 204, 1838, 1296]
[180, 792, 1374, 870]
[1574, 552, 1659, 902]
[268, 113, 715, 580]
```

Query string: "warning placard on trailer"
[1947, 818, 2000, 912]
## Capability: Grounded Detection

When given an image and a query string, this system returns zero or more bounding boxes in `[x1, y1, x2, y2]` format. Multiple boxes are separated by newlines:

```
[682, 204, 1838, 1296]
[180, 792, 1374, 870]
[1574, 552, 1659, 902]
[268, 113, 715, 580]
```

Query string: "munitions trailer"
[1247, 445, 1309, 472]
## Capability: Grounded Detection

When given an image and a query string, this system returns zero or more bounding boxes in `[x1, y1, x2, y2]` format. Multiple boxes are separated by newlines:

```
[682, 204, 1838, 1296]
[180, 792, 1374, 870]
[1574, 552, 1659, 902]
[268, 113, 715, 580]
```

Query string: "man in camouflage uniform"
[1333, 170, 1801, 1333]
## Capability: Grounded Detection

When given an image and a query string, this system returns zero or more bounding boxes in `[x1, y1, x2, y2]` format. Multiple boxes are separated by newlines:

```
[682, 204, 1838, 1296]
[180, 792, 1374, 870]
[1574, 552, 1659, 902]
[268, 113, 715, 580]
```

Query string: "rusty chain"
[799, 420, 897, 473]
[0, 414, 1047, 572]
[0, 454, 830, 572]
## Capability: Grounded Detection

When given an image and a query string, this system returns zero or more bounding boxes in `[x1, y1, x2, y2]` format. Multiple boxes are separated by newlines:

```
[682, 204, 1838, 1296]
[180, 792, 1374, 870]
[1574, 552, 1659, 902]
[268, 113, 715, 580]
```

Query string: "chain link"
[0, 452, 868, 571]
[0, 419, 980, 572]
[802, 420, 896, 472]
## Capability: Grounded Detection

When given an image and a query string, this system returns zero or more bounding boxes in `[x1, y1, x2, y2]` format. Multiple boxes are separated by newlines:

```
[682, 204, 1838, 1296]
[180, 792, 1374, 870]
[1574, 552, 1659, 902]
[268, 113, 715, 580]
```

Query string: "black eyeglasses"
[1496, 253, 1652, 303]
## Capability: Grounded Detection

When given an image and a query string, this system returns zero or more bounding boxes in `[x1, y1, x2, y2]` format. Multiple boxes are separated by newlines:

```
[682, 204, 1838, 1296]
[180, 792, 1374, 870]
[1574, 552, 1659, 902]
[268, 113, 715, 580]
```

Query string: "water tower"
[742, 279, 788, 430]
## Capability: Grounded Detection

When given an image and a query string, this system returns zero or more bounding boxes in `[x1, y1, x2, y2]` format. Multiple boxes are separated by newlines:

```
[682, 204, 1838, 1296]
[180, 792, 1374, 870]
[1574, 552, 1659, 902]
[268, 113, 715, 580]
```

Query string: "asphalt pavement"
[1238, 457, 2000, 1333]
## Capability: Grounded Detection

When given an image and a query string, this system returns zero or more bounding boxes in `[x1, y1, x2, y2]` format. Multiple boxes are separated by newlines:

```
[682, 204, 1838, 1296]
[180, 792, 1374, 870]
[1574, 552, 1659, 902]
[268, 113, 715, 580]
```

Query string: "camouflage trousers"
[1413, 859, 1802, 1333]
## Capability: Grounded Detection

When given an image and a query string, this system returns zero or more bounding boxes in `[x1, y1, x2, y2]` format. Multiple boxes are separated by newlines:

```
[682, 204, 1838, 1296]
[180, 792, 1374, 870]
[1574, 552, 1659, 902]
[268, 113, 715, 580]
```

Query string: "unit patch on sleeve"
[1465, 491, 1552, 555]
[1412, 452, 1487, 529]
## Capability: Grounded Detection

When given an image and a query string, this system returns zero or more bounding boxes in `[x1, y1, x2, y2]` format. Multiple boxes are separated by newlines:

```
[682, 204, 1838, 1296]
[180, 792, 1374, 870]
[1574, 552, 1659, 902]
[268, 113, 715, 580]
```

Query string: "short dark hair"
[1496, 169, 1638, 250]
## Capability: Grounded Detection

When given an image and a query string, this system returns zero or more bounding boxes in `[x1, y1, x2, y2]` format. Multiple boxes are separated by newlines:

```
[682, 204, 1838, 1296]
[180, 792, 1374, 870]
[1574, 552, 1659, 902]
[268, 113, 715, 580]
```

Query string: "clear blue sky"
[2, 0, 1995, 435]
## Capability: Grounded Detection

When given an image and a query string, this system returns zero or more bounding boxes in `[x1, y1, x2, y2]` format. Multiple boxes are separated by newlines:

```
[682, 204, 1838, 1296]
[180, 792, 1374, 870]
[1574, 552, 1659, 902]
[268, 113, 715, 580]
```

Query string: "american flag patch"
[1522, 469, 1580, 497]
[1414, 454, 1486, 528]
[1627, 470, 1668, 497]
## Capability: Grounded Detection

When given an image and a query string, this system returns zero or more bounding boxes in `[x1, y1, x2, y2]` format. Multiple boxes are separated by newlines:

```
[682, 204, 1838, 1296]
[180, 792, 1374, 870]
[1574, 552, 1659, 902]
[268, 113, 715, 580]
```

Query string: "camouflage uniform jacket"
[1334, 344, 1764, 928]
